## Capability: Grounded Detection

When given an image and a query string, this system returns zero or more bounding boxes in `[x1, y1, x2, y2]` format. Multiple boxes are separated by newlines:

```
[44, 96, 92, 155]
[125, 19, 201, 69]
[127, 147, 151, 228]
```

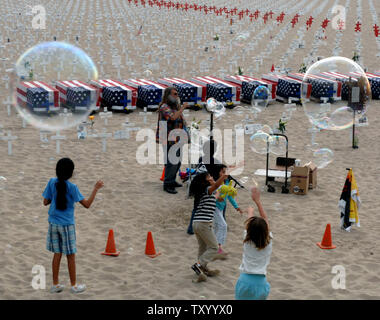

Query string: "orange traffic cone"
[145, 231, 161, 258]
[160, 167, 165, 181]
[101, 229, 120, 256]
[316, 224, 336, 249]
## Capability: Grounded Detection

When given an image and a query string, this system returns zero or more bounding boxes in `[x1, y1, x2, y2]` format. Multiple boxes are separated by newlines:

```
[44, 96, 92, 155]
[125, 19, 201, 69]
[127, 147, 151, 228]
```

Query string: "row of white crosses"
[302, 0, 337, 68]
[367, 0, 380, 57]
[331, 0, 351, 57]
[354, 0, 363, 67]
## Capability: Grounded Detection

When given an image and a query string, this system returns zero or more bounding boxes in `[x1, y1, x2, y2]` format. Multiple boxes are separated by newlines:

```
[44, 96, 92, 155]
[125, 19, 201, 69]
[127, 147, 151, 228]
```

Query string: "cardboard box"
[305, 162, 317, 189]
[290, 166, 309, 195]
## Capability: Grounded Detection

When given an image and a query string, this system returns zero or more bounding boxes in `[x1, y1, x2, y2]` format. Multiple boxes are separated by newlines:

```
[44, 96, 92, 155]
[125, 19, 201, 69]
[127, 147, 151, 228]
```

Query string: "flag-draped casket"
[90, 79, 137, 111]
[288, 73, 342, 101]
[224, 75, 276, 103]
[157, 77, 207, 105]
[261, 74, 312, 102]
[17, 81, 59, 112]
[190, 76, 241, 104]
[123, 79, 167, 109]
[56, 80, 100, 111]
[319, 72, 356, 100]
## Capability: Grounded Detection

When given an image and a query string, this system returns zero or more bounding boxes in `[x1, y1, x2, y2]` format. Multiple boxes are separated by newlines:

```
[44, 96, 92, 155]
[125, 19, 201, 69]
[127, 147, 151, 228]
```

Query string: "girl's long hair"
[55, 158, 74, 211]
[159, 86, 180, 110]
[244, 217, 270, 250]
[189, 172, 211, 207]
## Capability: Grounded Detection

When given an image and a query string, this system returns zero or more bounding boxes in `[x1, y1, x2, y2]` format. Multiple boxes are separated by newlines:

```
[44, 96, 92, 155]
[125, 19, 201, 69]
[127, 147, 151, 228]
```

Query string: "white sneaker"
[71, 284, 86, 293]
[50, 284, 65, 293]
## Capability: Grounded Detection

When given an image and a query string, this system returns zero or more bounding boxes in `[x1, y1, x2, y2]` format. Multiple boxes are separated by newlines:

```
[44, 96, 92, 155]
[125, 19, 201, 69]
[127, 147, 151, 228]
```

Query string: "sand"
[0, 0, 380, 300]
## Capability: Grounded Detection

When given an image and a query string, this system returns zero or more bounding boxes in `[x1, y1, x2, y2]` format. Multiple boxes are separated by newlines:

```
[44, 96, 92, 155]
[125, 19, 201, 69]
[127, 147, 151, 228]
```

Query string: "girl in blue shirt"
[43, 158, 104, 294]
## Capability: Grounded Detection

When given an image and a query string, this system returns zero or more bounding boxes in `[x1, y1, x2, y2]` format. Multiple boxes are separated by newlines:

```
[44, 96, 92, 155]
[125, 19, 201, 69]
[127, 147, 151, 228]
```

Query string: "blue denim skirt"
[235, 273, 270, 300]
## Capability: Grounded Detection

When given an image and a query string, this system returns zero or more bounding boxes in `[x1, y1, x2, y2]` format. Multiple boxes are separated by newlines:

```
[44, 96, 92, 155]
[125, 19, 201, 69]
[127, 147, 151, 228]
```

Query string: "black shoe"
[164, 186, 178, 194]
[173, 181, 183, 188]
[191, 263, 202, 275]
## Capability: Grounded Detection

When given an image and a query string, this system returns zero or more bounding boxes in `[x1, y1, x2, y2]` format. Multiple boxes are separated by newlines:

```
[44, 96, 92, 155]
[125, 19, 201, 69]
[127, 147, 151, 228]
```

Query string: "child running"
[189, 170, 229, 282]
[235, 187, 272, 300]
[213, 164, 243, 255]
[42, 158, 104, 293]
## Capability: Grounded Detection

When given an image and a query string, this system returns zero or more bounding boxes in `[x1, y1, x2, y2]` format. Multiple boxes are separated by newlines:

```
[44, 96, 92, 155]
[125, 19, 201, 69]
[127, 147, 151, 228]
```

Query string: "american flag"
[289, 73, 342, 101]
[17, 81, 59, 112]
[56, 80, 99, 111]
[262, 74, 311, 101]
[90, 79, 137, 110]
[123, 79, 167, 109]
[191, 76, 241, 103]
[225, 75, 276, 103]
[157, 77, 206, 105]
[320, 72, 356, 100]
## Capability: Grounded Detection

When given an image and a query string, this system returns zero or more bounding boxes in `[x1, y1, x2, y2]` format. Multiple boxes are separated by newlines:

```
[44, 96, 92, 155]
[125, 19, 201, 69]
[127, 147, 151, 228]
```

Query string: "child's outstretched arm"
[228, 195, 243, 214]
[250, 187, 269, 229]
[79, 180, 104, 209]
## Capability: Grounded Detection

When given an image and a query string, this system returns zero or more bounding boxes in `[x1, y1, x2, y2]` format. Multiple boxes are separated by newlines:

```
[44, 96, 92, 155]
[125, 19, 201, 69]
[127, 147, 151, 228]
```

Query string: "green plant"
[299, 63, 307, 73]
[278, 119, 287, 133]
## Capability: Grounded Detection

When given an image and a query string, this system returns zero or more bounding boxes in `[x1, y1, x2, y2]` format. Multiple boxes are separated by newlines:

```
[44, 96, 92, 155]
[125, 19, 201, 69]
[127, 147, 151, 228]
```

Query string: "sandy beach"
[0, 0, 380, 300]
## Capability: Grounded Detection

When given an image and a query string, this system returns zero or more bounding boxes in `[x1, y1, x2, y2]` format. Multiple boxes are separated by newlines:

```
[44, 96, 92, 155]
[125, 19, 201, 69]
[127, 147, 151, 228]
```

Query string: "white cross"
[96, 128, 112, 153]
[40, 59, 48, 73]
[3, 96, 12, 116]
[2, 74, 9, 90]
[51, 131, 66, 154]
[2, 131, 18, 155]
[122, 119, 140, 139]
[59, 108, 73, 127]
[99, 107, 113, 126]
[139, 107, 152, 124]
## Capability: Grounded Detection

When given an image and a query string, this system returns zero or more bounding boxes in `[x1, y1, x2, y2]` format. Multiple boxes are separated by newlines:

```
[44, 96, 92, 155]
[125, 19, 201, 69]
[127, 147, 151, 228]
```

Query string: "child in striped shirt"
[189, 170, 229, 282]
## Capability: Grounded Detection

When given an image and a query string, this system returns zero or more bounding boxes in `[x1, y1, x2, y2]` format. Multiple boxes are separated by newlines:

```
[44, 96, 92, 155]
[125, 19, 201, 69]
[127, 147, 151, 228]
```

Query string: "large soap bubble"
[12, 42, 98, 131]
[250, 131, 272, 154]
[251, 85, 270, 116]
[269, 134, 288, 155]
[302, 56, 371, 131]
[313, 148, 334, 168]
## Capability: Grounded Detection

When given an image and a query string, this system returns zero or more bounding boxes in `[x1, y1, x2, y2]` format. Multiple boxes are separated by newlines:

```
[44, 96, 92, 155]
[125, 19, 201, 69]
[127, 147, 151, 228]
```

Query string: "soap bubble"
[143, 69, 153, 78]
[260, 124, 273, 135]
[240, 176, 249, 184]
[250, 131, 272, 154]
[251, 85, 270, 114]
[313, 148, 334, 168]
[302, 56, 371, 131]
[0, 176, 7, 190]
[4, 244, 12, 254]
[269, 134, 288, 155]
[12, 42, 98, 131]
[233, 33, 249, 47]
[274, 202, 282, 211]
[206, 98, 225, 118]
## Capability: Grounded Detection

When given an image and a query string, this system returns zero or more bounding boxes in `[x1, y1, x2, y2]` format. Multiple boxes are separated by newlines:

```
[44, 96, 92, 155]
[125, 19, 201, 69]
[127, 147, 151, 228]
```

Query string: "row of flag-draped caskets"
[16, 71, 380, 112]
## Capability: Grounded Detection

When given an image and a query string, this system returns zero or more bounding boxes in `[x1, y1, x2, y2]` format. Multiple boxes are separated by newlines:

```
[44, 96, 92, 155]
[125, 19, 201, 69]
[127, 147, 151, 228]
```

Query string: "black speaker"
[276, 157, 296, 167]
